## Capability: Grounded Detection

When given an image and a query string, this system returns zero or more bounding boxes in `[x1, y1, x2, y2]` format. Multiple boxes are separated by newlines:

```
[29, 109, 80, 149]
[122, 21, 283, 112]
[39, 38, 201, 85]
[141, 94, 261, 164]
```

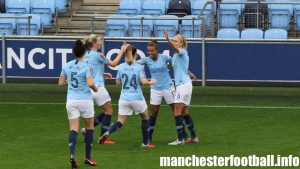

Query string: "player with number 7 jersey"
[98, 45, 156, 148]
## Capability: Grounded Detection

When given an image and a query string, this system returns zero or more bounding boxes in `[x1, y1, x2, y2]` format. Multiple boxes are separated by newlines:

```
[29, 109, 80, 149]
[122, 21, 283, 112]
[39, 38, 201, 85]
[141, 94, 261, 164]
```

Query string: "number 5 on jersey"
[71, 72, 79, 88]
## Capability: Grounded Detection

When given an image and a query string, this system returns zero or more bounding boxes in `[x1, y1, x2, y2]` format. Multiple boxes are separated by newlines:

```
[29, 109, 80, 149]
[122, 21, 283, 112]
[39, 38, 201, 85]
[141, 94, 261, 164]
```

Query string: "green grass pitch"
[0, 84, 299, 169]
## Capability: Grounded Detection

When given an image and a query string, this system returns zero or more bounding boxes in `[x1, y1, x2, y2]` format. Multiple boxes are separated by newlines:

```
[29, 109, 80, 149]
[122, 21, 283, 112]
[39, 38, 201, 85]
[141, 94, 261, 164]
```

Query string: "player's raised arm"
[107, 41, 129, 67]
[164, 30, 180, 54]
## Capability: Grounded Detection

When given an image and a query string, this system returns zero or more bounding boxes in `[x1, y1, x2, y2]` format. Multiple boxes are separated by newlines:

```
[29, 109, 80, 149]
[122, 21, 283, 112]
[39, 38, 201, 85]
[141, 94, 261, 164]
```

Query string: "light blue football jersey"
[61, 60, 93, 100]
[137, 54, 174, 90]
[172, 48, 192, 86]
[116, 62, 146, 101]
[84, 50, 109, 87]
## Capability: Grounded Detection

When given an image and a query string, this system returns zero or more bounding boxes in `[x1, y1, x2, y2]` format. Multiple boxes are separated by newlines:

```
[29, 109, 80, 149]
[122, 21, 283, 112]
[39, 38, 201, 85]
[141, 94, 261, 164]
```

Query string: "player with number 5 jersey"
[59, 40, 98, 169]
[98, 44, 156, 148]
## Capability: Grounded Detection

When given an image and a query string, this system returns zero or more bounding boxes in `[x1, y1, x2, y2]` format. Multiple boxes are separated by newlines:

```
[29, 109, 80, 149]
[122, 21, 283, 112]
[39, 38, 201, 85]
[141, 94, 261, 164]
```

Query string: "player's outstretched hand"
[93, 86, 98, 92]
[149, 79, 157, 85]
[164, 29, 169, 39]
[121, 41, 129, 52]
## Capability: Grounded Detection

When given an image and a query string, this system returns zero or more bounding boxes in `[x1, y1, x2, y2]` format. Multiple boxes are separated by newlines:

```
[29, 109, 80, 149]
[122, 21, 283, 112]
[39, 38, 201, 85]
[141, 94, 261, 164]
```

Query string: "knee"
[86, 123, 94, 130]
[174, 104, 184, 116]
[150, 107, 159, 117]
[104, 108, 113, 115]
[141, 113, 149, 120]
[182, 110, 189, 116]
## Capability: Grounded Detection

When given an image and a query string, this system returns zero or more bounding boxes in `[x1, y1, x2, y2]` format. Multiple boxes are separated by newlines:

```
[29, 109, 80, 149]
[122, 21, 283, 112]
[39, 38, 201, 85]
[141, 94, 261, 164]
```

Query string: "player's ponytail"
[83, 34, 101, 50]
[73, 40, 86, 58]
[125, 45, 137, 65]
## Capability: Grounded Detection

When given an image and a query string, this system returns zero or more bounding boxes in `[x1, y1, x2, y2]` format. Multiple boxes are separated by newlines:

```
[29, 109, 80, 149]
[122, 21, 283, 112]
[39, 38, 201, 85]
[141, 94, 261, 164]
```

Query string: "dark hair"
[125, 45, 137, 65]
[147, 39, 158, 49]
[73, 40, 87, 58]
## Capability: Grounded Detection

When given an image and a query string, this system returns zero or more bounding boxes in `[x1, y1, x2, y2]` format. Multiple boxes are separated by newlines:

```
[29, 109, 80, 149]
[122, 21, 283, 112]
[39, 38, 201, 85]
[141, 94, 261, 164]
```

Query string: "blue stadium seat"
[191, 0, 214, 28]
[165, 0, 170, 11]
[55, 0, 68, 13]
[220, 1, 242, 28]
[118, 0, 142, 15]
[0, 14, 16, 35]
[16, 14, 41, 36]
[142, 0, 166, 16]
[154, 15, 178, 37]
[217, 28, 240, 39]
[31, 0, 55, 27]
[241, 29, 264, 39]
[268, 0, 293, 29]
[264, 29, 288, 39]
[128, 15, 153, 37]
[6, 0, 30, 14]
[219, 9, 240, 28]
[105, 15, 129, 37]
[181, 15, 202, 38]
[191, 0, 212, 15]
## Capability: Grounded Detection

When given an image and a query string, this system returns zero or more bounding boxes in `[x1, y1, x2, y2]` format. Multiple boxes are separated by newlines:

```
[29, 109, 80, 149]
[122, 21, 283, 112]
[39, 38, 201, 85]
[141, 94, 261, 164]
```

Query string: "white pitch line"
[0, 102, 64, 105]
[0, 102, 300, 109]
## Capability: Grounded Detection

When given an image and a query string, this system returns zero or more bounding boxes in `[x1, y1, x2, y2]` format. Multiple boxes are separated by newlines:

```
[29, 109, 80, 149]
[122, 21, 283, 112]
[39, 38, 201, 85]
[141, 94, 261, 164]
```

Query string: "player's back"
[84, 50, 109, 87]
[117, 63, 145, 101]
[62, 60, 92, 100]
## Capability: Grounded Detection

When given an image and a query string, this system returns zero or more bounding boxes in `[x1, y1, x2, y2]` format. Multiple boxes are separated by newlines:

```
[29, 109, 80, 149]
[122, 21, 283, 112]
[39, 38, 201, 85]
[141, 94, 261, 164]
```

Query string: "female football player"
[59, 40, 98, 168]
[98, 44, 156, 148]
[137, 40, 198, 146]
[82, 34, 123, 144]
[164, 31, 199, 145]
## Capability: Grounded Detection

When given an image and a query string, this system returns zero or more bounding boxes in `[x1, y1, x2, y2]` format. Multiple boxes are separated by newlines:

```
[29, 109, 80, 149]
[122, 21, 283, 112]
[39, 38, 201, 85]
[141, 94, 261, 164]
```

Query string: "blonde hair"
[84, 34, 101, 50]
[125, 45, 137, 65]
[175, 34, 188, 49]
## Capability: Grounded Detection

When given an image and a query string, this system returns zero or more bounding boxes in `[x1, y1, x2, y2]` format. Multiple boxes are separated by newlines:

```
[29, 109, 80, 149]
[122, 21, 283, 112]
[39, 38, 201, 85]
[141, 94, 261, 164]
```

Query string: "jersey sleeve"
[98, 53, 110, 64]
[60, 66, 66, 76]
[116, 69, 121, 79]
[139, 66, 146, 79]
[164, 54, 172, 63]
[85, 66, 92, 78]
[136, 57, 146, 65]
[178, 48, 188, 56]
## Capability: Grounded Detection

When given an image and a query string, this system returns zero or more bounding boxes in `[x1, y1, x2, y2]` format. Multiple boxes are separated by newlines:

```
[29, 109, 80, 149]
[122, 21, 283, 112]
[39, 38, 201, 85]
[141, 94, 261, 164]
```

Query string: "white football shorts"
[91, 87, 112, 106]
[66, 100, 95, 120]
[174, 82, 193, 106]
[150, 87, 175, 105]
[118, 99, 148, 116]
